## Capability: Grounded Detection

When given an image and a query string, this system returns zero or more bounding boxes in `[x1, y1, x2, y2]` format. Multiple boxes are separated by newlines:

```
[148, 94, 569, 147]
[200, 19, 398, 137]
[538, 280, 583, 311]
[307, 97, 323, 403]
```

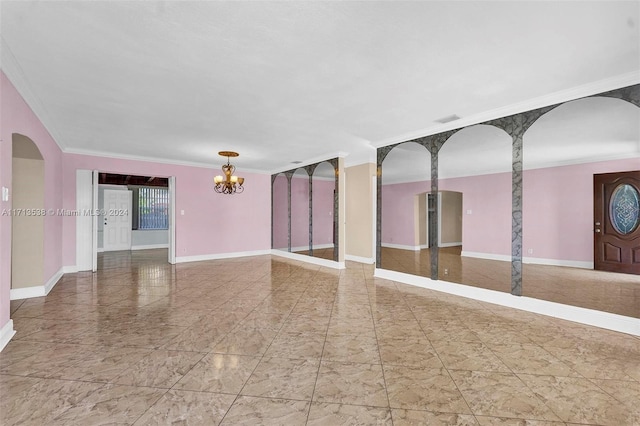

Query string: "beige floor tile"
[314, 361, 388, 407]
[519, 373, 635, 425]
[449, 370, 561, 421]
[391, 409, 478, 425]
[264, 332, 326, 360]
[220, 396, 309, 426]
[322, 333, 381, 364]
[114, 350, 204, 389]
[52, 384, 165, 425]
[431, 340, 511, 372]
[379, 337, 443, 368]
[0, 375, 104, 426]
[51, 346, 152, 382]
[307, 402, 392, 425]
[384, 365, 471, 413]
[474, 417, 565, 425]
[241, 357, 319, 400]
[212, 327, 278, 356]
[490, 343, 581, 377]
[174, 353, 260, 394]
[133, 389, 235, 425]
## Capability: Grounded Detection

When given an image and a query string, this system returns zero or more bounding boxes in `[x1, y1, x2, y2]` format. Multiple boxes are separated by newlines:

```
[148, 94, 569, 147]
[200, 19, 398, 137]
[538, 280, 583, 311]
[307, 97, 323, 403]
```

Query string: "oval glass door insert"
[609, 183, 640, 235]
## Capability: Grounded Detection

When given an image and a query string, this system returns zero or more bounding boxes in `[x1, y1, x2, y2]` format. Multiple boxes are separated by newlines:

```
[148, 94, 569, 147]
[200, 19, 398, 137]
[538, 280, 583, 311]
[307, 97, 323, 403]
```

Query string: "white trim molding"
[62, 266, 79, 274]
[461, 251, 593, 269]
[461, 251, 511, 262]
[131, 244, 169, 251]
[374, 268, 639, 336]
[175, 249, 271, 264]
[271, 249, 346, 270]
[345, 254, 375, 264]
[382, 243, 420, 251]
[440, 242, 462, 248]
[10, 268, 64, 300]
[0, 320, 16, 352]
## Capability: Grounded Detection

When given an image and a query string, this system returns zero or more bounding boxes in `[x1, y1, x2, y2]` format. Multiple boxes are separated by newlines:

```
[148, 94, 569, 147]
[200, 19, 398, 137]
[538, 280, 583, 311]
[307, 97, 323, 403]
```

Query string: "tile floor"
[2, 249, 639, 425]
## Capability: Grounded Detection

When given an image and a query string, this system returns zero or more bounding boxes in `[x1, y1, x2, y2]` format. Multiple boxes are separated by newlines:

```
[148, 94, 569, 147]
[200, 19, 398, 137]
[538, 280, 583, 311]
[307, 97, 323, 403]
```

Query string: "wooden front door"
[594, 171, 640, 274]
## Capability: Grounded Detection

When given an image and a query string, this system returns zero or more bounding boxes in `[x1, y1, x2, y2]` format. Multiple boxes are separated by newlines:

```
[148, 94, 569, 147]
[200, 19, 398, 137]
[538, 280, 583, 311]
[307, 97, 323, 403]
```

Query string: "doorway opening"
[96, 173, 170, 270]
[75, 170, 176, 272]
[415, 190, 463, 250]
[11, 134, 44, 292]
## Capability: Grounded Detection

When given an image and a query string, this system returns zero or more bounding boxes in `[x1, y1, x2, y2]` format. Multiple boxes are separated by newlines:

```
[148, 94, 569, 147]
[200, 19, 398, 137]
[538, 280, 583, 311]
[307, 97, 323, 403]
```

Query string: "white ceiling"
[1, 1, 639, 175]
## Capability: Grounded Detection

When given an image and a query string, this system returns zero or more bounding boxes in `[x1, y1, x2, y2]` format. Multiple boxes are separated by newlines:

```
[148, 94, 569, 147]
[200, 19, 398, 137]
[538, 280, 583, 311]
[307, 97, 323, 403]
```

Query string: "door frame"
[75, 169, 176, 271]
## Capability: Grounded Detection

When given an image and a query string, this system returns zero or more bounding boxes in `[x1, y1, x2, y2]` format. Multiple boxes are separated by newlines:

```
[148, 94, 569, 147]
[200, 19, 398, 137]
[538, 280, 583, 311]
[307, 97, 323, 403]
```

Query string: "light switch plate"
[1, 187, 8, 201]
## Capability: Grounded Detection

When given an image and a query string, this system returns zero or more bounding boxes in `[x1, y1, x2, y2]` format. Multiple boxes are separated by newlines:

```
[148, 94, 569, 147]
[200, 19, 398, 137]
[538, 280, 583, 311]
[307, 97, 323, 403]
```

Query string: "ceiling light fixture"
[214, 151, 245, 194]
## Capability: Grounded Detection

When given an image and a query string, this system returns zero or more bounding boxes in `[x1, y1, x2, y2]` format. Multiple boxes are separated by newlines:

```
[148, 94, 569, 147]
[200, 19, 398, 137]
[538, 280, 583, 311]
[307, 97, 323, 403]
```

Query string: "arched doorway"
[11, 134, 45, 294]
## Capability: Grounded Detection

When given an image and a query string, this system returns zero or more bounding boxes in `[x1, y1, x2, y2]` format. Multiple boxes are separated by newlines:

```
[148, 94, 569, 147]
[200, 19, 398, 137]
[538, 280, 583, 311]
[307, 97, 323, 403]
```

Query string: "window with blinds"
[138, 187, 169, 230]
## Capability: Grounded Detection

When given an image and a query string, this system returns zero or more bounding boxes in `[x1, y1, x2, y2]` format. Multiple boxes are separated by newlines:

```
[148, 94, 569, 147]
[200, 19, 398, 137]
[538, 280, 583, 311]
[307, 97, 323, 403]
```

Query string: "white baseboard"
[440, 242, 462, 248]
[271, 249, 346, 269]
[63, 265, 79, 273]
[345, 254, 375, 264]
[131, 244, 169, 251]
[462, 251, 593, 269]
[523, 256, 593, 269]
[462, 251, 511, 262]
[0, 320, 16, 352]
[281, 244, 335, 252]
[382, 243, 420, 251]
[10, 268, 63, 300]
[374, 268, 639, 337]
[175, 249, 271, 264]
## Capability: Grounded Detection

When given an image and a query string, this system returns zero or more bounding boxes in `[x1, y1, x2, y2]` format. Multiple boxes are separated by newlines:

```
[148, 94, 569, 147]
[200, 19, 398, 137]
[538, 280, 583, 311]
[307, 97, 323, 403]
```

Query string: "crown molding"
[269, 151, 348, 175]
[373, 72, 640, 149]
[64, 147, 271, 175]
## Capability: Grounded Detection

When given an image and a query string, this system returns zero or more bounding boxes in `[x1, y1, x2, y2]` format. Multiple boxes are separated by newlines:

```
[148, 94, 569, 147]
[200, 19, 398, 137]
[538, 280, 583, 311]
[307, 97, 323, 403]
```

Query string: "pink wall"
[312, 179, 335, 246]
[272, 175, 288, 249]
[382, 158, 639, 263]
[440, 172, 511, 255]
[0, 72, 64, 329]
[62, 154, 271, 263]
[381, 180, 429, 247]
[523, 157, 640, 262]
[291, 175, 309, 248]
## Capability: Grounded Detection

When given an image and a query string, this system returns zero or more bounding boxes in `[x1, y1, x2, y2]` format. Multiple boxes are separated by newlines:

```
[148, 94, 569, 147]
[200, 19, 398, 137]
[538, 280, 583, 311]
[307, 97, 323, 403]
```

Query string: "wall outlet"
[527, 248, 534, 254]
[466, 209, 472, 215]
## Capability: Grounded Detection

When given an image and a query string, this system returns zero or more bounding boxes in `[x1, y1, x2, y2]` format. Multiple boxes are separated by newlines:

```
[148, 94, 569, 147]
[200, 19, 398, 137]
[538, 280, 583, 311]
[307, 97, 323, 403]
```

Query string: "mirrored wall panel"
[522, 95, 640, 317]
[271, 158, 339, 262]
[437, 125, 512, 293]
[291, 168, 310, 256]
[377, 84, 639, 319]
[312, 162, 336, 260]
[272, 173, 289, 252]
[380, 142, 431, 276]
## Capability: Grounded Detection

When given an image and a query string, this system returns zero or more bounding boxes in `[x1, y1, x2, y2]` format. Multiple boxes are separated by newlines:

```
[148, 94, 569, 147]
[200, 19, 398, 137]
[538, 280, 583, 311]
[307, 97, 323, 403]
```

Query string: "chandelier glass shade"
[214, 151, 245, 194]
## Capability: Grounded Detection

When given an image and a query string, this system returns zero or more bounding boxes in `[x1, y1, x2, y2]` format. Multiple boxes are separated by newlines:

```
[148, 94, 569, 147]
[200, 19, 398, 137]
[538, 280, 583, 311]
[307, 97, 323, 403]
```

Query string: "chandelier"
[214, 151, 245, 194]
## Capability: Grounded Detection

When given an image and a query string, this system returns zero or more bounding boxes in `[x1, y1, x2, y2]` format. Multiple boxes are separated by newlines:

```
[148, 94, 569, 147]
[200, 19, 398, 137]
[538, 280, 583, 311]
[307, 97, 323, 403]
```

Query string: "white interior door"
[103, 189, 132, 252]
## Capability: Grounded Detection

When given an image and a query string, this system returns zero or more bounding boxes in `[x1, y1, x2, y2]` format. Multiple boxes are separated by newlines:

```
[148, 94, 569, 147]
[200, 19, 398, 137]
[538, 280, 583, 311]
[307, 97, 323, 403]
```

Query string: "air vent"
[435, 114, 461, 124]
[291, 161, 302, 164]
